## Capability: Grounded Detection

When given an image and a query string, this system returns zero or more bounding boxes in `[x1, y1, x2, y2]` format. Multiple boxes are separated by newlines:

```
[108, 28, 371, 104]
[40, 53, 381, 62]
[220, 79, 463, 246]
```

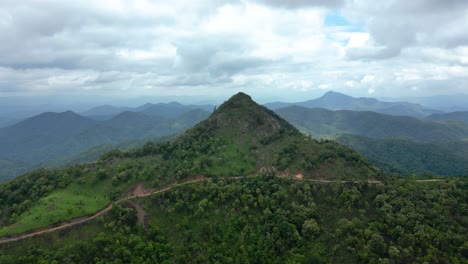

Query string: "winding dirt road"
[0, 175, 442, 245]
[0, 178, 205, 245]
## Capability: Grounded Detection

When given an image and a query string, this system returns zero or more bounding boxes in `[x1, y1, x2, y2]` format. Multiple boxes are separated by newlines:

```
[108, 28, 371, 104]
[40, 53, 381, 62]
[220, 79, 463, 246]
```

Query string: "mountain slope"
[0, 111, 96, 163]
[266, 91, 441, 118]
[275, 106, 468, 142]
[382, 94, 468, 112]
[336, 134, 468, 176]
[80, 105, 125, 116]
[170, 92, 378, 179]
[0, 109, 210, 181]
[140, 102, 213, 118]
[82, 101, 214, 119]
[426, 111, 468, 124]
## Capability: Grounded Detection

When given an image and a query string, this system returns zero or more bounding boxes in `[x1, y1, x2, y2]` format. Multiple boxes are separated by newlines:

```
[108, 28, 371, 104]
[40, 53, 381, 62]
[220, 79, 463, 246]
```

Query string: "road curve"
[1, 175, 440, 245]
[0, 178, 205, 245]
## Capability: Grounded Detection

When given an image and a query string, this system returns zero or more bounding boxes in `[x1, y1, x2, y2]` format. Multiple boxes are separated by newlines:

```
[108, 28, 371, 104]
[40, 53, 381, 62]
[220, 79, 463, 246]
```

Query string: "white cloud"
[0, 0, 466, 100]
[361, 74, 375, 83]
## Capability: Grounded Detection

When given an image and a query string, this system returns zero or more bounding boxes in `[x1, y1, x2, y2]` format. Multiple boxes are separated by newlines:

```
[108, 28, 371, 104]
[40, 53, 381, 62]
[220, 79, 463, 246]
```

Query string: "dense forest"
[1, 175, 467, 263]
[336, 134, 468, 176]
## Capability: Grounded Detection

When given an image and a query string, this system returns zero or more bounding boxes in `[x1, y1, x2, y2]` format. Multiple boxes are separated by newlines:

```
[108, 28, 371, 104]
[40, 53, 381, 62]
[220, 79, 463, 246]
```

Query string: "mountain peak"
[217, 92, 254, 110]
[174, 92, 377, 179]
[207, 92, 299, 138]
[322, 91, 352, 98]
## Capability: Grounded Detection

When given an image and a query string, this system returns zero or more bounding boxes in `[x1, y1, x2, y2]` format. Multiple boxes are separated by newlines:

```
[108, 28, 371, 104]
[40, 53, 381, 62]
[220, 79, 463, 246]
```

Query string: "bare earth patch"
[132, 183, 146, 196]
[294, 173, 304, 180]
[127, 201, 148, 229]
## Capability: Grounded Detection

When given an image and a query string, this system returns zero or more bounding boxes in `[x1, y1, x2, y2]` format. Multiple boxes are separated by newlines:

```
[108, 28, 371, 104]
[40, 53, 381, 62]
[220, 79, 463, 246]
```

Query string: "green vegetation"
[1, 175, 467, 263]
[276, 106, 468, 142]
[0, 92, 378, 238]
[0, 180, 108, 236]
[427, 111, 468, 124]
[0, 205, 173, 263]
[0, 92, 466, 263]
[0, 109, 210, 181]
[275, 106, 468, 176]
[336, 134, 468, 176]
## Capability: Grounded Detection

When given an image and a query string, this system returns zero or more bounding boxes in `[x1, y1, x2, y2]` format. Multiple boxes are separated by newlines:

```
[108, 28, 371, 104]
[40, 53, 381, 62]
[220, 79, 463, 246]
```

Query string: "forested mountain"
[275, 106, 468, 142]
[0, 93, 467, 263]
[266, 91, 441, 118]
[82, 101, 214, 119]
[336, 134, 468, 176]
[81, 104, 125, 116]
[0, 111, 97, 162]
[426, 111, 468, 124]
[275, 106, 468, 176]
[0, 109, 211, 182]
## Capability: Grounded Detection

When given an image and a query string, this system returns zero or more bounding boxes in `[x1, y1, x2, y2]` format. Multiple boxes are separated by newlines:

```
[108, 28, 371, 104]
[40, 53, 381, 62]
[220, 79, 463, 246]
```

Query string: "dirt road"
[0, 175, 443, 245]
[0, 178, 204, 245]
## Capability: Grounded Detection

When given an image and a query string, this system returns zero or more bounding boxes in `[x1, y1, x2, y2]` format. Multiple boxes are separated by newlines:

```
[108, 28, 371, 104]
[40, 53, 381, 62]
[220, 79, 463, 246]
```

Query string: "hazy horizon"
[2, 90, 468, 121]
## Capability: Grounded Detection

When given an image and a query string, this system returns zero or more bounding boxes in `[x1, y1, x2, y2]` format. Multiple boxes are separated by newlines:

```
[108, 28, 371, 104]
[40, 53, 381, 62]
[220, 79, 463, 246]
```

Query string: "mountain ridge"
[266, 91, 441, 118]
[426, 111, 468, 124]
[82, 101, 214, 119]
[275, 105, 468, 142]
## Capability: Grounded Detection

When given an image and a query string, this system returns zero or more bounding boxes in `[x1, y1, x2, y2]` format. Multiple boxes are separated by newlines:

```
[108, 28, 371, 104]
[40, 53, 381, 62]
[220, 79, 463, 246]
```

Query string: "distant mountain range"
[275, 106, 468, 142]
[266, 91, 441, 118]
[274, 106, 468, 176]
[82, 101, 214, 120]
[0, 107, 211, 181]
[2, 91, 468, 181]
[380, 94, 468, 112]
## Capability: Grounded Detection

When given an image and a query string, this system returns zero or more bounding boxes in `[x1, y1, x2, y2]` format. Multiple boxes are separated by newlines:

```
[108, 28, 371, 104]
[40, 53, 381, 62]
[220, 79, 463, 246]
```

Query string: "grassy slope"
[0, 182, 108, 236]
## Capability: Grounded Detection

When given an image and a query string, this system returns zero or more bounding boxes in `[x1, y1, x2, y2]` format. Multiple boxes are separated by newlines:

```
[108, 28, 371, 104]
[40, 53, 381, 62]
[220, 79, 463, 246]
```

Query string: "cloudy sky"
[0, 0, 467, 102]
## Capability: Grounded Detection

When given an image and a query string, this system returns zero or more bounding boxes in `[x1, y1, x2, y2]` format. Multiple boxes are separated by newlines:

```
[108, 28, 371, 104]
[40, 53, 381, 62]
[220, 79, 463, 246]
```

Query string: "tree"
[302, 219, 320, 239]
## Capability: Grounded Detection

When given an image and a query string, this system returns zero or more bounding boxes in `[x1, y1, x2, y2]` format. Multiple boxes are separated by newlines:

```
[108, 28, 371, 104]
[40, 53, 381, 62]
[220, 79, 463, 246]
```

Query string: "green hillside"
[275, 106, 468, 142]
[0, 109, 210, 181]
[336, 134, 468, 176]
[168, 92, 377, 179]
[275, 106, 468, 176]
[426, 111, 468, 124]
